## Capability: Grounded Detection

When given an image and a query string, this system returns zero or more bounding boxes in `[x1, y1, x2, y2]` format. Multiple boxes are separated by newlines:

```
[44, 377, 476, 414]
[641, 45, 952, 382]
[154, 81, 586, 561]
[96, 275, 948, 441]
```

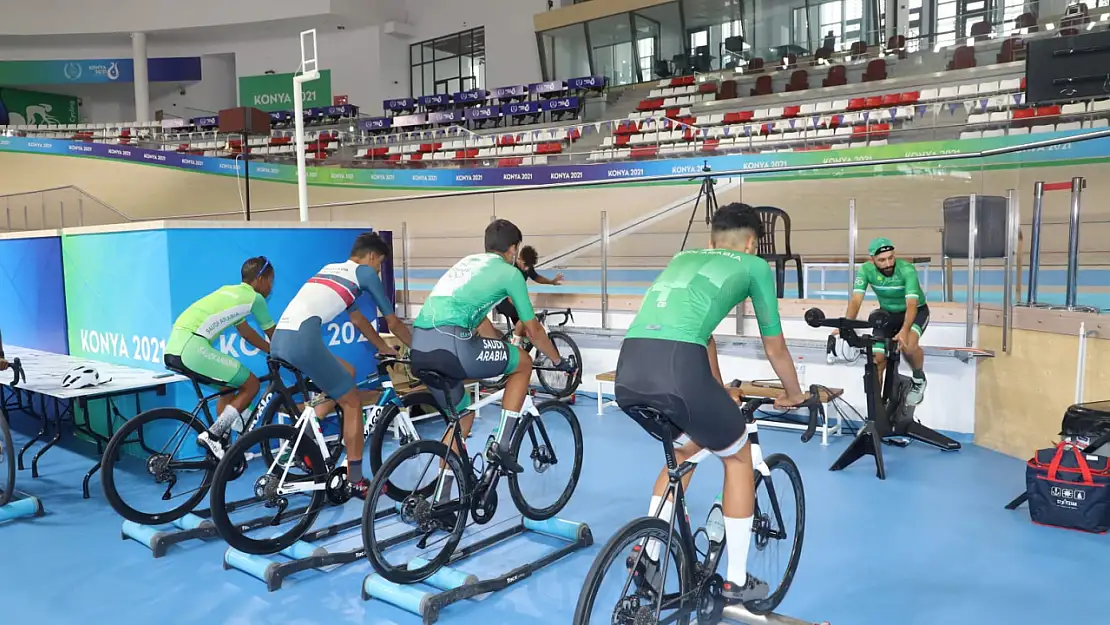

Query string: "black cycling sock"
[913, 368, 925, 380]
[348, 459, 363, 482]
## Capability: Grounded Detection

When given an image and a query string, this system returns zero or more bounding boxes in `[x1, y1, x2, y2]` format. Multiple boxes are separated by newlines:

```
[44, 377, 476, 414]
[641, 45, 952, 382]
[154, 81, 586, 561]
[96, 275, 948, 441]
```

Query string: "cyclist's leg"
[171, 332, 256, 441]
[905, 305, 930, 405]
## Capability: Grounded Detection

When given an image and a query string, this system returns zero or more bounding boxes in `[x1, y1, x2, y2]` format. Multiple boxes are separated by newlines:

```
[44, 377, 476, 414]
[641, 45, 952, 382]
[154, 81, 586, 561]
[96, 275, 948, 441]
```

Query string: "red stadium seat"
[823, 65, 847, 88]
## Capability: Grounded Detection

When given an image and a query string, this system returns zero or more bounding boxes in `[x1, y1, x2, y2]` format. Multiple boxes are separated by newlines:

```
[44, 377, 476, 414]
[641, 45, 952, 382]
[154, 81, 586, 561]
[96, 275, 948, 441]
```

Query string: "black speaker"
[942, 195, 1008, 259]
[1026, 30, 1110, 105]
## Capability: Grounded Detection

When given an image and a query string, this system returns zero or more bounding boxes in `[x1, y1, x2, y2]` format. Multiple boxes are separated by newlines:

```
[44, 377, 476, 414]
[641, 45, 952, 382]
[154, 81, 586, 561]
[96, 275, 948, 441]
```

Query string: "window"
[409, 27, 485, 98]
[637, 37, 655, 82]
[817, 0, 867, 50]
[1002, 0, 1026, 25]
[907, 0, 923, 51]
[689, 29, 709, 49]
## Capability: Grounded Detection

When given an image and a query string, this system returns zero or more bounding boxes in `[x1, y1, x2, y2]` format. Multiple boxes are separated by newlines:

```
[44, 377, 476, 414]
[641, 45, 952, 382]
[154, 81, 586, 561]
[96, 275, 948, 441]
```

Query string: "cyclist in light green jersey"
[164, 257, 276, 456]
[837, 237, 929, 405]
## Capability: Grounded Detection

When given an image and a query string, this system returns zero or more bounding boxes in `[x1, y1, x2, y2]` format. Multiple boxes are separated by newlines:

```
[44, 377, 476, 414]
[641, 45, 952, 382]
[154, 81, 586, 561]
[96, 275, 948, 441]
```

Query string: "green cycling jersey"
[170, 282, 275, 342]
[626, 248, 783, 346]
[853, 259, 926, 313]
[415, 253, 535, 331]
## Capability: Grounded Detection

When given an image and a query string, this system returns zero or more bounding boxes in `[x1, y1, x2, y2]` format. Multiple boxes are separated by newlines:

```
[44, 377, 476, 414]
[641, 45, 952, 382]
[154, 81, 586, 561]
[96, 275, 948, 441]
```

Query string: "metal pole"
[23, 204, 28, 230]
[5, 197, 10, 231]
[1002, 189, 1017, 354]
[59, 201, 65, 229]
[1065, 177, 1084, 309]
[40, 199, 46, 230]
[601, 211, 610, 330]
[966, 193, 977, 348]
[78, 197, 84, 226]
[401, 221, 411, 320]
[847, 198, 857, 281]
[1026, 181, 1045, 306]
[1075, 322, 1087, 403]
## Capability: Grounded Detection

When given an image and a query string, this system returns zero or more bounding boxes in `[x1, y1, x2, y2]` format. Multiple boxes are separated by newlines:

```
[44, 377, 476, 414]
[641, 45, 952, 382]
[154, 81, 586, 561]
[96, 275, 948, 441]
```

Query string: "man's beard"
[878, 265, 895, 277]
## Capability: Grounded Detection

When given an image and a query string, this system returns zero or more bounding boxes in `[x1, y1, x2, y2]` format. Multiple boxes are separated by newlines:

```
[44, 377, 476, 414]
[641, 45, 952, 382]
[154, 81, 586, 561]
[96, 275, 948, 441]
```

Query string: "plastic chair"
[753, 206, 804, 298]
[823, 65, 847, 87]
[750, 75, 772, 96]
[948, 46, 976, 71]
[786, 70, 809, 92]
[862, 59, 887, 82]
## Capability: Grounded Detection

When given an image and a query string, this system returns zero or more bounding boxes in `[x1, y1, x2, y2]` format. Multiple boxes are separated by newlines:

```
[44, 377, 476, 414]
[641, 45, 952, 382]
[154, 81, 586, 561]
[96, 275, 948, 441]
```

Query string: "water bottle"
[705, 495, 725, 545]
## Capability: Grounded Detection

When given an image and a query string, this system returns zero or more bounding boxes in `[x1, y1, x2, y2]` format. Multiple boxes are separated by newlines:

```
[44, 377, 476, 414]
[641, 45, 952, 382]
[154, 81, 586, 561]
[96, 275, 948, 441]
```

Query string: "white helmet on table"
[61, 365, 110, 389]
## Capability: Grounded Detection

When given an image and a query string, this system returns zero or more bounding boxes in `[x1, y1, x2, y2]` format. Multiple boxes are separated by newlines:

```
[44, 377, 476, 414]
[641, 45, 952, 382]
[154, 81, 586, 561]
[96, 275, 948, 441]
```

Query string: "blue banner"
[428, 110, 463, 124]
[0, 57, 201, 85]
[542, 97, 579, 112]
[384, 98, 416, 110]
[360, 117, 392, 131]
[570, 76, 606, 90]
[454, 90, 487, 103]
[465, 105, 500, 121]
[504, 101, 540, 116]
[419, 94, 451, 107]
[191, 116, 218, 127]
[494, 85, 527, 98]
[531, 80, 566, 94]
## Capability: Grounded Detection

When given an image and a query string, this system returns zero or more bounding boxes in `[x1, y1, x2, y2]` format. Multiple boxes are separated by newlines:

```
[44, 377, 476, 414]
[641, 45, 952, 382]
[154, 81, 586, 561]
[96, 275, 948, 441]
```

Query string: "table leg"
[31, 395, 68, 478]
[596, 382, 603, 416]
[18, 394, 48, 471]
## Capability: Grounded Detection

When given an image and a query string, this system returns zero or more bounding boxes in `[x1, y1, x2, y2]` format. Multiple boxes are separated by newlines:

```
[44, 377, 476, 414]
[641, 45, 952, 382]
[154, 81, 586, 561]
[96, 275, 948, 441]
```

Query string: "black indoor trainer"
[722, 574, 770, 604]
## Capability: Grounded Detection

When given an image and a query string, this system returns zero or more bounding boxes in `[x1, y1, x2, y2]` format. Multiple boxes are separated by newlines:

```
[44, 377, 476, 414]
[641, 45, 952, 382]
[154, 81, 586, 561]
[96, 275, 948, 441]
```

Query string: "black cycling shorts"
[410, 326, 518, 414]
[875, 304, 930, 354]
[615, 338, 747, 454]
[495, 298, 520, 326]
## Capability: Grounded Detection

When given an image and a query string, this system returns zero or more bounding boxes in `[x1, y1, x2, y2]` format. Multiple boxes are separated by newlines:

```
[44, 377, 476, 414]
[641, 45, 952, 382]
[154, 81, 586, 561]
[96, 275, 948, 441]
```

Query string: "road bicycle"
[573, 384, 823, 624]
[0, 357, 26, 508]
[361, 356, 584, 584]
[207, 353, 428, 555]
[481, 308, 583, 398]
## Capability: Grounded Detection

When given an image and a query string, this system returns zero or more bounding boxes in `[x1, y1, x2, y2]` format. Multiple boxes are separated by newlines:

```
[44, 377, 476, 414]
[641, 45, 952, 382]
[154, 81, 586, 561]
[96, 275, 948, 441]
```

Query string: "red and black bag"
[1026, 442, 1110, 533]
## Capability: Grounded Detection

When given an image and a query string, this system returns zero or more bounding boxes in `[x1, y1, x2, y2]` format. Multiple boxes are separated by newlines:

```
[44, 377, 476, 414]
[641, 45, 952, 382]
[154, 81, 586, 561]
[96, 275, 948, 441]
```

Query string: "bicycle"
[207, 353, 423, 555]
[481, 308, 583, 398]
[0, 357, 26, 508]
[360, 356, 584, 584]
[573, 384, 824, 624]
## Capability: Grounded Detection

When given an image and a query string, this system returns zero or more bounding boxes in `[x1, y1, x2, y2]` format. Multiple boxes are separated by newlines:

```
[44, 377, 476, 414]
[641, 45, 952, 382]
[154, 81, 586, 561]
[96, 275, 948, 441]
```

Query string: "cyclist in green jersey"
[410, 219, 575, 499]
[837, 237, 928, 405]
[164, 257, 276, 457]
[615, 203, 806, 604]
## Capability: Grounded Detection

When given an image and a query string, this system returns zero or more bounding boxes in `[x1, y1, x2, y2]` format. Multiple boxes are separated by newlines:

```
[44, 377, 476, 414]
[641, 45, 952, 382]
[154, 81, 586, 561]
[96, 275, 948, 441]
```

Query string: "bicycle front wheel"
[100, 407, 213, 525]
[0, 413, 14, 508]
[367, 391, 447, 501]
[574, 516, 693, 625]
[536, 331, 583, 398]
[508, 400, 583, 520]
[744, 452, 805, 615]
[209, 424, 327, 555]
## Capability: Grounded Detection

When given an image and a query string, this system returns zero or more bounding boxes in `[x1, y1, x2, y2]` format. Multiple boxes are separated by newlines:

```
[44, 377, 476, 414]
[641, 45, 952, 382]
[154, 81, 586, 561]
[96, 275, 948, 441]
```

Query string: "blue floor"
[2, 401, 1107, 625]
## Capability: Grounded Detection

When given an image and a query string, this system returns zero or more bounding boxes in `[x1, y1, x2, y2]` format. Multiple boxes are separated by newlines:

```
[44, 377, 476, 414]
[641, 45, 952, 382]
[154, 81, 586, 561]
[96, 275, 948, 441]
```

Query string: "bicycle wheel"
[508, 400, 583, 520]
[536, 331, 583, 398]
[209, 423, 327, 555]
[744, 453, 805, 615]
[362, 439, 469, 584]
[367, 391, 447, 501]
[0, 413, 14, 508]
[573, 516, 693, 625]
[101, 407, 214, 525]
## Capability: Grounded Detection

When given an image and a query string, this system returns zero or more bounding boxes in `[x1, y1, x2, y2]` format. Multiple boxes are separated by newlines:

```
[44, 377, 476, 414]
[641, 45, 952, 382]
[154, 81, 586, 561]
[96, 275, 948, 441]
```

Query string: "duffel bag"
[1026, 442, 1110, 533]
[1062, 400, 1110, 456]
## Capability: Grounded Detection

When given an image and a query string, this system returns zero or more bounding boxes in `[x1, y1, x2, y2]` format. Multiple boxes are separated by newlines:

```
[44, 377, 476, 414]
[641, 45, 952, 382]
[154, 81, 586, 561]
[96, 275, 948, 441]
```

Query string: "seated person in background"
[836, 237, 929, 405]
[271, 232, 412, 498]
[615, 203, 806, 604]
[494, 244, 565, 338]
[164, 257, 276, 458]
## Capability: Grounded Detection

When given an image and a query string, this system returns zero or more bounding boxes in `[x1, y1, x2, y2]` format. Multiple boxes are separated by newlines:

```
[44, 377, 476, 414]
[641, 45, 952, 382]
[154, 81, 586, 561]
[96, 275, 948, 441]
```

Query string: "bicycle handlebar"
[537, 308, 573, 328]
[7, 357, 25, 388]
[804, 307, 896, 351]
[728, 380, 825, 444]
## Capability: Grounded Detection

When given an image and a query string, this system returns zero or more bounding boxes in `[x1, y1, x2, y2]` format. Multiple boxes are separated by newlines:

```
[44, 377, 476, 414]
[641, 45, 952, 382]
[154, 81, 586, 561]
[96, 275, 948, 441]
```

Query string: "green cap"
[868, 237, 895, 256]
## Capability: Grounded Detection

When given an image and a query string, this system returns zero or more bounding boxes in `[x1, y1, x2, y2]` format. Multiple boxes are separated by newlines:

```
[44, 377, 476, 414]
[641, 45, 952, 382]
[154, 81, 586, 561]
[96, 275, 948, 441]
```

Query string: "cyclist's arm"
[508, 270, 563, 365]
[898, 263, 922, 337]
[750, 261, 803, 399]
[355, 266, 411, 347]
[706, 335, 724, 385]
[349, 308, 395, 355]
[235, 321, 271, 354]
[846, 265, 869, 320]
[250, 292, 277, 341]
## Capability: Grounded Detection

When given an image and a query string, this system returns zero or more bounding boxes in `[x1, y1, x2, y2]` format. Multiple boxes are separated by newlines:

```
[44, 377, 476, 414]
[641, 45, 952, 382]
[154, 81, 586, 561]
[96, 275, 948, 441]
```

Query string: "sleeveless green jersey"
[626, 249, 783, 345]
[172, 283, 274, 342]
[853, 259, 926, 312]
[415, 253, 534, 331]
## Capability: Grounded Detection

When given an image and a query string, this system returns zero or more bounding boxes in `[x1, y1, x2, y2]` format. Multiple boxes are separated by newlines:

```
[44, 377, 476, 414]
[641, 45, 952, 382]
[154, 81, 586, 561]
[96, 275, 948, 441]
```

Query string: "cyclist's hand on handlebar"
[726, 386, 745, 404]
[376, 345, 399, 358]
[553, 272, 565, 284]
[0, 358, 7, 372]
[774, 393, 809, 410]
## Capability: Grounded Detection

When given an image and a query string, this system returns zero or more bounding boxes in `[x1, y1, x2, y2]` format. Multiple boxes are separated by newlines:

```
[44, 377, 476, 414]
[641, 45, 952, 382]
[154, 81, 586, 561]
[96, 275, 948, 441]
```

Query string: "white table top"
[1, 346, 187, 400]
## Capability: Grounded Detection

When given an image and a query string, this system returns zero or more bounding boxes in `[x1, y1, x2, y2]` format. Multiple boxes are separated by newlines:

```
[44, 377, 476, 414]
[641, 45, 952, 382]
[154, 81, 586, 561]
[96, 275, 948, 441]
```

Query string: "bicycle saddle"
[625, 405, 684, 443]
[415, 368, 456, 391]
[268, 356, 306, 376]
[163, 354, 223, 387]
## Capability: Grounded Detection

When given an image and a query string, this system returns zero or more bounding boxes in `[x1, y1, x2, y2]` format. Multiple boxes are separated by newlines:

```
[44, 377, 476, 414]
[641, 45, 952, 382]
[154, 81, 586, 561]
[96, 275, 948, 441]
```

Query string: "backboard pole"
[293, 29, 321, 222]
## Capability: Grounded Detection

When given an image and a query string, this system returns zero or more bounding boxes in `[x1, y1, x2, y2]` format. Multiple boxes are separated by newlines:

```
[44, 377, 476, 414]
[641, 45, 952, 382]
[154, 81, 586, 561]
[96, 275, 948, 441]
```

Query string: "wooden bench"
[595, 371, 845, 444]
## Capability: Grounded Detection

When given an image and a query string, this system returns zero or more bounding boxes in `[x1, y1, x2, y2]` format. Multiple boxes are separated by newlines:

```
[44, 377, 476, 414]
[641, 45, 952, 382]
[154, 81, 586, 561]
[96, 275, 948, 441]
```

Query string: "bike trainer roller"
[361, 516, 592, 625]
[0, 493, 44, 523]
[222, 502, 416, 592]
[723, 605, 830, 625]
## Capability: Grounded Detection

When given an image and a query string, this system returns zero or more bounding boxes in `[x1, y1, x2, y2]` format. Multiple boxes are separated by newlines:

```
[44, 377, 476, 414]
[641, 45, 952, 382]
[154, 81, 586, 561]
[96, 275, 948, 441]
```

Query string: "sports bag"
[1026, 441, 1110, 533]
[1061, 400, 1110, 456]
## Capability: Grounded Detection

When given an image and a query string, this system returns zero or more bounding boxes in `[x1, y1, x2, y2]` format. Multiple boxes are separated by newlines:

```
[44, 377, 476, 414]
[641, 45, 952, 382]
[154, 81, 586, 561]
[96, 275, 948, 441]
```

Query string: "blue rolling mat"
[0, 495, 44, 523]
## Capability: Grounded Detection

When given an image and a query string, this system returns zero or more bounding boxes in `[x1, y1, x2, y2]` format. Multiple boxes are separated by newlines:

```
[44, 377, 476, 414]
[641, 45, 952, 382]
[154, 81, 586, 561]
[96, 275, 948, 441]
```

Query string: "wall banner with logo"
[0, 87, 80, 125]
[238, 70, 333, 112]
[0, 58, 201, 85]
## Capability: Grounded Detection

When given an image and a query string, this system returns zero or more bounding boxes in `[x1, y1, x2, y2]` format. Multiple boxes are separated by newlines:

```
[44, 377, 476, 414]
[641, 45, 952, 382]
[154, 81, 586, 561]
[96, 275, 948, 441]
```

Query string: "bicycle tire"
[0, 413, 14, 508]
[536, 331, 583, 398]
[744, 452, 806, 615]
[100, 407, 212, 525]
[367, 390, 447, 502]
[362, 439, 469, 584]
[508, 400, 583, 520]
[209, 423, 327, 555]
[573, 516, 693, 625]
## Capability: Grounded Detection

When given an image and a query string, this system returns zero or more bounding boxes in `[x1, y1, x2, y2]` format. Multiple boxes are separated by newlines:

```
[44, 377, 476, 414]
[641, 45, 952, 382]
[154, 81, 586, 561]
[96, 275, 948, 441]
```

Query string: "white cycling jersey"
[277, 260, 394, 330]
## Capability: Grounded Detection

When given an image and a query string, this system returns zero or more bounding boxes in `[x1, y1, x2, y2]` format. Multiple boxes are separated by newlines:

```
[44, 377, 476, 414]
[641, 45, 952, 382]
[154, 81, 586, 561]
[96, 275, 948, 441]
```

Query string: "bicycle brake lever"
[799, 385, 822, 444]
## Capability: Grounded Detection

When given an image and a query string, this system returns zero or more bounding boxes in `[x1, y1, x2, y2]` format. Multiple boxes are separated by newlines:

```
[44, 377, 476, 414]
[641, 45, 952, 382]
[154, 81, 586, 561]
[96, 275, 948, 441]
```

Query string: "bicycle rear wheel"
[366, 391, 447, 501]
[744, 453, 805, 615]
[0, 413, 14, 508]
[508, 400, 583, 520]
[100, 407, 213, 525]
[535, 331, 583, 398]
[573, 516, 693, 625]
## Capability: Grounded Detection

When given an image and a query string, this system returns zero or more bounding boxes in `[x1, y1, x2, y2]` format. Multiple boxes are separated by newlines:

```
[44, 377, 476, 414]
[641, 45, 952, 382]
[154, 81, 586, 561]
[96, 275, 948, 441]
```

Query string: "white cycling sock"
[645, 495, 674, 561]
[210, 405, 242, 438]
[724, 515, 754, 584]
[494, 410, 521, 449]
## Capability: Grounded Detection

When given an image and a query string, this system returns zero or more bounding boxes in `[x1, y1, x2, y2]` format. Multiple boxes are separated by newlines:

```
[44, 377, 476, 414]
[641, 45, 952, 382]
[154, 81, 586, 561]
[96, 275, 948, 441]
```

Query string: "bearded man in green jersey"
[615, 203, 807, 604]
[836, 237, 929, 406]
[164, 257, 276, 458]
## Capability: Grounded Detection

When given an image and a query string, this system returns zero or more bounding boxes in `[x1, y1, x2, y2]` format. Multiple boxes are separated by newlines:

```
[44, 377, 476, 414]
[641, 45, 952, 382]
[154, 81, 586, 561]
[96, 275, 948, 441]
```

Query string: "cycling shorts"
[270, 318, 354, 401]
[410, 326, 520, 414]
[615, 338, 747, 454]
[874, 304, 930, 354]
[164, 329, 251, 388]
[495, 298, 521, 326]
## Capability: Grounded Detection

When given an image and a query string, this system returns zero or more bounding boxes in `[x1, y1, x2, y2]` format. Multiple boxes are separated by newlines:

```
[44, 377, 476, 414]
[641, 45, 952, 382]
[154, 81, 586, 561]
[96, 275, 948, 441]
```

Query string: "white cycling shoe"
[906, 375, 927, 406]
[196, 431, 227, 460]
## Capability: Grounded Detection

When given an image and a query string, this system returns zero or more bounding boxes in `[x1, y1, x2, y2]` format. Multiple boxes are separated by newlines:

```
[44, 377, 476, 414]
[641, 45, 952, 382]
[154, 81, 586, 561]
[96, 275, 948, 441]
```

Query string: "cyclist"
[270, 231, 411, 498]
[494, 244, 565, 338]
[411, 219, 574, 502]
[614, 203, 806, 604]
[164, 257, 276, 458]
[836, 237, 928, 406]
